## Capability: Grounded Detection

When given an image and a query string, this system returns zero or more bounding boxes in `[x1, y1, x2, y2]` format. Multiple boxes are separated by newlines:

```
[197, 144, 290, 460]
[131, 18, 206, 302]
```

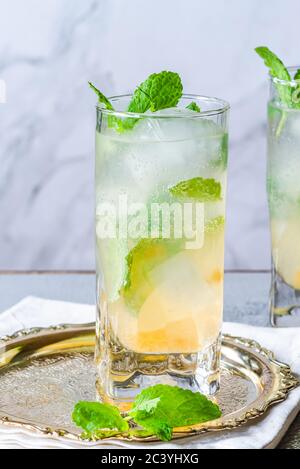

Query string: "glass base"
[270, 266, 300, 327]
[95, 335, 221, 408]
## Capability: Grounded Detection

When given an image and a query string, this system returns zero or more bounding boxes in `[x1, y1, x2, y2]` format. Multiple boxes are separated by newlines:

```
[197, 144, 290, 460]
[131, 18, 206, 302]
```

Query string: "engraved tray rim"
[0, 323, 298, 444]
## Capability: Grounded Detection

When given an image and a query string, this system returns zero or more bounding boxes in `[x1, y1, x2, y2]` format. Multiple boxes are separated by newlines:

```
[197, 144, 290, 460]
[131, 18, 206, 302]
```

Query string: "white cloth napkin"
[0, 296, 299, 449]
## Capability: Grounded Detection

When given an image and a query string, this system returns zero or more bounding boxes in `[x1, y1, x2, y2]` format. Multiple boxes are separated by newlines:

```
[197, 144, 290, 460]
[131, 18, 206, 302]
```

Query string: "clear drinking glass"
[95, 95, 229, 406]
[268, 68, 300, 326]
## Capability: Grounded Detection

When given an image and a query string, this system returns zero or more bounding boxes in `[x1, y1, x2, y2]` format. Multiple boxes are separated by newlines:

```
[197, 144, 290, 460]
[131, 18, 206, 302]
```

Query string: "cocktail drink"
[256, 47, 300, 326]
[268, 71, 300, 326]
[93, 74, 229, 405]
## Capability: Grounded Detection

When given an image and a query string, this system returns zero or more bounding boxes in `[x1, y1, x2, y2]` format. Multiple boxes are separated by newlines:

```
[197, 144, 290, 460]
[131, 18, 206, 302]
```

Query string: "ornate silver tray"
[0, 324, 298, 444]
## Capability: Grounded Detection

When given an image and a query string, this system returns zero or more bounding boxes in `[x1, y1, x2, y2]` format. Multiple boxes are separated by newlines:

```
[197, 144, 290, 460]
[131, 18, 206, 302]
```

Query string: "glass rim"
[270, 65, 300, 87]
[96, 93, 230, 119]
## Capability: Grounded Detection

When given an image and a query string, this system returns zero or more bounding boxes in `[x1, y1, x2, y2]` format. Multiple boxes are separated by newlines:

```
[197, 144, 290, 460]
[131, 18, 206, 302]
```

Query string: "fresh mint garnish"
[255, 47, 292, 107]
[255, 46, 298, 136]
[88, 82, 114, 111]
[255, 47, 291, 82]
[72, 401, 129, 435]
[255, 46, 293, 114]
[121, 71, 183, 130]
[128, 71, 183, 113]
[72, 385, 222, 442]
[89, 82, 121, 130]
[169, 177, 222, 202]
[130, 385, 222, 441]
[186, 102, 201, 112]
[90, 71, 183, 131]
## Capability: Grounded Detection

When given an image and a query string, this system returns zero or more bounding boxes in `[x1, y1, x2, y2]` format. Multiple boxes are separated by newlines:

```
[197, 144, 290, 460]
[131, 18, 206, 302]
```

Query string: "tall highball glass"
[95, 95, 229, 405]
[268, 69, 300, 326]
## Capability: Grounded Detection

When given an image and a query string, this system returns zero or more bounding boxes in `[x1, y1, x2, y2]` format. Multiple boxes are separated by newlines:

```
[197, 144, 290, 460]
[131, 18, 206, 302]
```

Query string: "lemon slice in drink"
[121, 238, 183, 312]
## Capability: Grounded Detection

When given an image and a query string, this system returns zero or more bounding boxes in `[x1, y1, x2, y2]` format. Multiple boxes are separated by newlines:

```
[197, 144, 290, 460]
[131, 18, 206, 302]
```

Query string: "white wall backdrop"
[0, 0, 299, 270]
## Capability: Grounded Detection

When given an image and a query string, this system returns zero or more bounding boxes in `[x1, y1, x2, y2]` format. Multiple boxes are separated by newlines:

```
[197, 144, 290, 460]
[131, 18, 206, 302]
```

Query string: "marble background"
[0, 0, 299, 270]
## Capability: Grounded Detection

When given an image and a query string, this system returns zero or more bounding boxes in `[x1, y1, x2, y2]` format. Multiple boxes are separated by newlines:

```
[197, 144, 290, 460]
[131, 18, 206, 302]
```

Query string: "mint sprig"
[129, 385, 221, 441]
[72, 385, 222, 442]
[255, 47, 291, 82]
[254, 46, 300, 136]
[122, 71, 183, 130]
[89, 71, 183, 131]
[255, 47, 292, 108]
[128, 71, 183, 113]
[255, 47, 300, 112]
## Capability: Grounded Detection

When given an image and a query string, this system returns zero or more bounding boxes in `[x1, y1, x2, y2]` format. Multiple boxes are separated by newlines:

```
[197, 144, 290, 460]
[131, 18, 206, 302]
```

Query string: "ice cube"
[133, 107, 219, 142]
[95, 108, 225, 213]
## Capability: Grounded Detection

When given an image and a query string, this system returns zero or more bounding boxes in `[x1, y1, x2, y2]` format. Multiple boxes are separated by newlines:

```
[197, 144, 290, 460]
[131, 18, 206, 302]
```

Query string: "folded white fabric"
[0, 296, 299, 449]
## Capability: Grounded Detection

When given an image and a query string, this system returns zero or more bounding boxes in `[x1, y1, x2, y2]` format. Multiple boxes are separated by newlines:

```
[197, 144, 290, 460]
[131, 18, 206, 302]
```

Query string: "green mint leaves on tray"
[89, 71, 201, 132]
[129, 385, 222, 441]
[72, 401, 129, 435]
[72, 384, 222, 442]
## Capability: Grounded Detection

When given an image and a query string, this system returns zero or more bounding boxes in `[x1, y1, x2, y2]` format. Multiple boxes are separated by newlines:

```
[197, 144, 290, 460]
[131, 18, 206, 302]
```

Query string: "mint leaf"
[89, 82, 123, 130]
[88, 82, 114, 111]
[128, 71, 183, 113]
[186, 102, 201, 112]
[72, 386, 222, 442]
[132, 396, 161, 414]
[121, 71, 183, 131]
[255, 47, 291, 82]
[255, 47, 292, 107]
[90, 72, 183, 132]
[72, 401, 129, 434]
[169, 177, 221, 202]
[130, 385, 222, 441]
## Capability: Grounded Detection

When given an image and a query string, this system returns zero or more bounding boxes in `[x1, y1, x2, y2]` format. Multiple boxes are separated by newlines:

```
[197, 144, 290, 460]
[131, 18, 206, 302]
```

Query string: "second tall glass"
[95, 95, 229, 405]
[268, 69, 300, 326]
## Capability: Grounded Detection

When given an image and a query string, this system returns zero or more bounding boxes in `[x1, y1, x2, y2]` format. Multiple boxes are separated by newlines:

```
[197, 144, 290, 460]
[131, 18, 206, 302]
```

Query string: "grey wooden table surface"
[0, 271, 298, 449]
